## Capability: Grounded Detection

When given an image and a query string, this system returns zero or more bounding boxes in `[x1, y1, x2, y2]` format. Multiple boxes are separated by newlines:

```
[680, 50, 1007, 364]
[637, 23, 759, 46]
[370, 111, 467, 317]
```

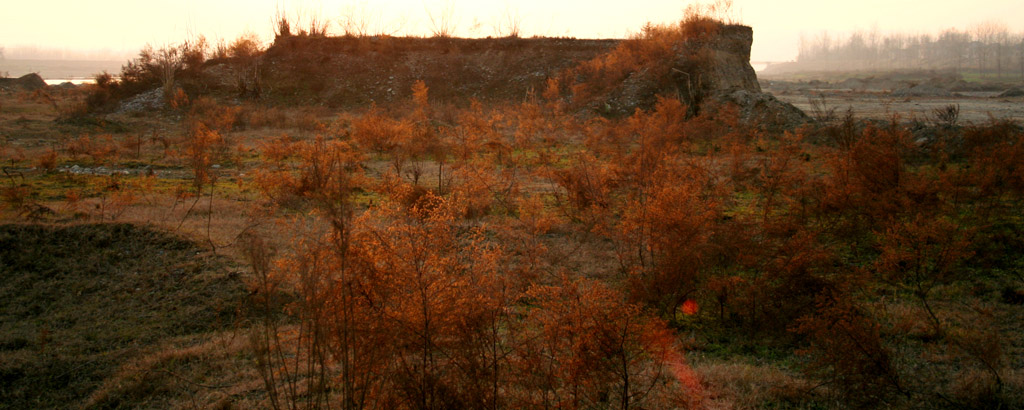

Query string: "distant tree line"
[797, 22, 1024, 79]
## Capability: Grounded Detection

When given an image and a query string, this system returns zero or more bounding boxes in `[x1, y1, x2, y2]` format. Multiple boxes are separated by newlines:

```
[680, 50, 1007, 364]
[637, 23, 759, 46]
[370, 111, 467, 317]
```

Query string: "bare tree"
[423, 0, 458, 38]
[867, 24, 881, 69]
[274, 4, 329, 38]
[273, 4, 291, 38]
[154, 44, 184, 99]
[493, 6, 522, 38]
[938, 29, 969, 74]
[993, 26, 1010, 79]
[338, 1, 370, 37]
[972, 22, 1000, 77]
[338, 1, 408, 37]
[1019, 33, 1024, 80]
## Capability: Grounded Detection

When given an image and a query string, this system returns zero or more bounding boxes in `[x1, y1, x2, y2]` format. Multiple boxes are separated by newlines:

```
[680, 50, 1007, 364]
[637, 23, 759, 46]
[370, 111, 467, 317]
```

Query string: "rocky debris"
[707, 89, 810, 131]
[764, 77, 902, 93]
[201, 63, 238, 89]
[116, 87, 164, 113]
[998, 86, 1024, 97]
[948, 80, 1007, 92]
[601, 68, 662, 116]
[838, 78, 867, 91]
[63, 165, 134, 176]
[60, 164, 186, 178]
[910, 123, 964, 152]
[0, 73, 47, 92]
[891, 84, 952, 98]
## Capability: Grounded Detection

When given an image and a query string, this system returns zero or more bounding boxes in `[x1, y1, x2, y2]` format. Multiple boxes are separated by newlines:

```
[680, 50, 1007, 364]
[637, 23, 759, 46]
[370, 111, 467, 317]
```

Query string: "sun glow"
[1, 0, 1022, 64]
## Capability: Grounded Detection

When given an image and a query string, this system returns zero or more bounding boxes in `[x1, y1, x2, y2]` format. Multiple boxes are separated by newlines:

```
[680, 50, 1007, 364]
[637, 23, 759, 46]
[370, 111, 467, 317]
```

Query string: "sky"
[1, 0, 1023, 62]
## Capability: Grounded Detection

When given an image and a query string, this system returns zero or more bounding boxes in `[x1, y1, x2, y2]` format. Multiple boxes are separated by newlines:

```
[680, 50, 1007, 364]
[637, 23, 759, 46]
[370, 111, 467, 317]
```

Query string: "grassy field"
[0, 223, 253, 409]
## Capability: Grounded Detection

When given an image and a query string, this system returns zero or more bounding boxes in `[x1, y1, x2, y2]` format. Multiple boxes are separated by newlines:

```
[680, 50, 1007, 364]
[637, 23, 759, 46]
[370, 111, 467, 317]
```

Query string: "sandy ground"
[766, 88, 1024, 124]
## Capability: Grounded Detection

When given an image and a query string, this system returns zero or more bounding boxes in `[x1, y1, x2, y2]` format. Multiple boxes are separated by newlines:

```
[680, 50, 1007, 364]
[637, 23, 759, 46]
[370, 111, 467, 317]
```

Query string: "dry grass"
[84, 331, 266, 409]
[0, 223, 247, 408]
[693, 360, 824, 409]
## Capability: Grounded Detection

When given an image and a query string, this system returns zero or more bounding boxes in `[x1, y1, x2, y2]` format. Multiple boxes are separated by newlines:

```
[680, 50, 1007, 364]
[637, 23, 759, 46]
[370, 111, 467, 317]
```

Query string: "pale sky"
[2, 0, 1023, 62]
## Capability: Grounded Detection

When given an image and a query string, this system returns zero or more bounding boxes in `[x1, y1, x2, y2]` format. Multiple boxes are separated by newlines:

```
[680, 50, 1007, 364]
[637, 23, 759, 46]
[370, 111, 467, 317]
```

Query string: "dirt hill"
[255, 35, 619, 108]
[205, 23, 794, 123]
[0, 73, 47, 92]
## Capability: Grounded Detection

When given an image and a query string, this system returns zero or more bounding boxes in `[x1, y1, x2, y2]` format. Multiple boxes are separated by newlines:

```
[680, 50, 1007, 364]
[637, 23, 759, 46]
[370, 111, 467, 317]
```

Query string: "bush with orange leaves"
[809, 120, 918, 245]
[351, 106, 412, 156]
[550, 153, 619, 225]
[245, 129, 715, 408]
[512, 276, 702, 409]
[64, 134, 120, 164]
[394, 81, 444, 185]
[37, 150, 58, 171]
[792, 289, 908, 406]
[615, 162, 725, 318]
[875, 214, 975, 336]
[556, 5, 729, 113]
[249, 189, 517, 409]
[963, 118, 1024, 208]
[185, 97, 242, 174]
[253, 135, 364, 211]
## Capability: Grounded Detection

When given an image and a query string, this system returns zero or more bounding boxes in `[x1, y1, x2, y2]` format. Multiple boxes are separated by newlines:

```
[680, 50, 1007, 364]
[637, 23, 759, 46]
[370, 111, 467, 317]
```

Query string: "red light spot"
[681, 299, 699, 316]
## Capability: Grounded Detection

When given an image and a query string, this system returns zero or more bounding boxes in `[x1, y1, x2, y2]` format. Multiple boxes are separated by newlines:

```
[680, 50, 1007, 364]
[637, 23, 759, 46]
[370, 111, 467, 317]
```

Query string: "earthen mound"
[260, 35, 618, 108]
[707, 89, 810, 131]
[892, 84, 952, 97]
[998, 86, 1024, 97]
[0, 73, 47, 92]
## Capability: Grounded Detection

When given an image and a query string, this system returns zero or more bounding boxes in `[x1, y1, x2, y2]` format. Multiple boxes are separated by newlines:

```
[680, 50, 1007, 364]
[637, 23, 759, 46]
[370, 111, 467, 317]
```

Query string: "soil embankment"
[0, 73, 47, 92]
[258, 36, 620, 107]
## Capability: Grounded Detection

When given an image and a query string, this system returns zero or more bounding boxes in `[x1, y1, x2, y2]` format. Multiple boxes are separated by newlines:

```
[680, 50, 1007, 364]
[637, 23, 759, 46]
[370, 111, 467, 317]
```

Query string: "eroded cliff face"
[697, 25, 760, 94]
[235, 23, 805, 127]
[602, 24, 769, 117]
[671, 24, 807, 129]
[255, 36, 619, 108]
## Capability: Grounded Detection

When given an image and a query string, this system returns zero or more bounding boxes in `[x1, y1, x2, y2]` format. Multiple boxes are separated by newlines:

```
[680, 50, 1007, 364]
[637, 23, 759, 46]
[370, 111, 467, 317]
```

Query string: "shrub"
[562, 11, 728, 112]
[793, 291, 907, 406]
[351, 107, 411, 155]
[37, 150, 58, 171]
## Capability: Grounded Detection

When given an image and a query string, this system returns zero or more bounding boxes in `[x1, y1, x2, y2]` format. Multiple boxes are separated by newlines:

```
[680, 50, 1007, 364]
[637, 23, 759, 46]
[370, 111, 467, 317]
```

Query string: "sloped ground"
[0, 223, 247, 409]
[0, 73, 48, 92]
[258, 35, 619, 108]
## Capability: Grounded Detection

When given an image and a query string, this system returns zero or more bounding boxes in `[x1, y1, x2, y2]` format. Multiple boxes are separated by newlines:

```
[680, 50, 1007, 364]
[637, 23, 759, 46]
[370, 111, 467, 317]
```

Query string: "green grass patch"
[0, 223, 247, 409]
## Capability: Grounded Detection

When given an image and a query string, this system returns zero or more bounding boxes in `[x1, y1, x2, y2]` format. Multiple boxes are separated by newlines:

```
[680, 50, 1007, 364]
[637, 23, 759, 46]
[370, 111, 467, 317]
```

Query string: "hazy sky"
[2, 0, 1023, 61]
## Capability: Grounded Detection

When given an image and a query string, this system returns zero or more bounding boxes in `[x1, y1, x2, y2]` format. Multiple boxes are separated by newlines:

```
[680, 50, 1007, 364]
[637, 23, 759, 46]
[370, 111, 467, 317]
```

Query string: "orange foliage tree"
[513, 276, 701, 409]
